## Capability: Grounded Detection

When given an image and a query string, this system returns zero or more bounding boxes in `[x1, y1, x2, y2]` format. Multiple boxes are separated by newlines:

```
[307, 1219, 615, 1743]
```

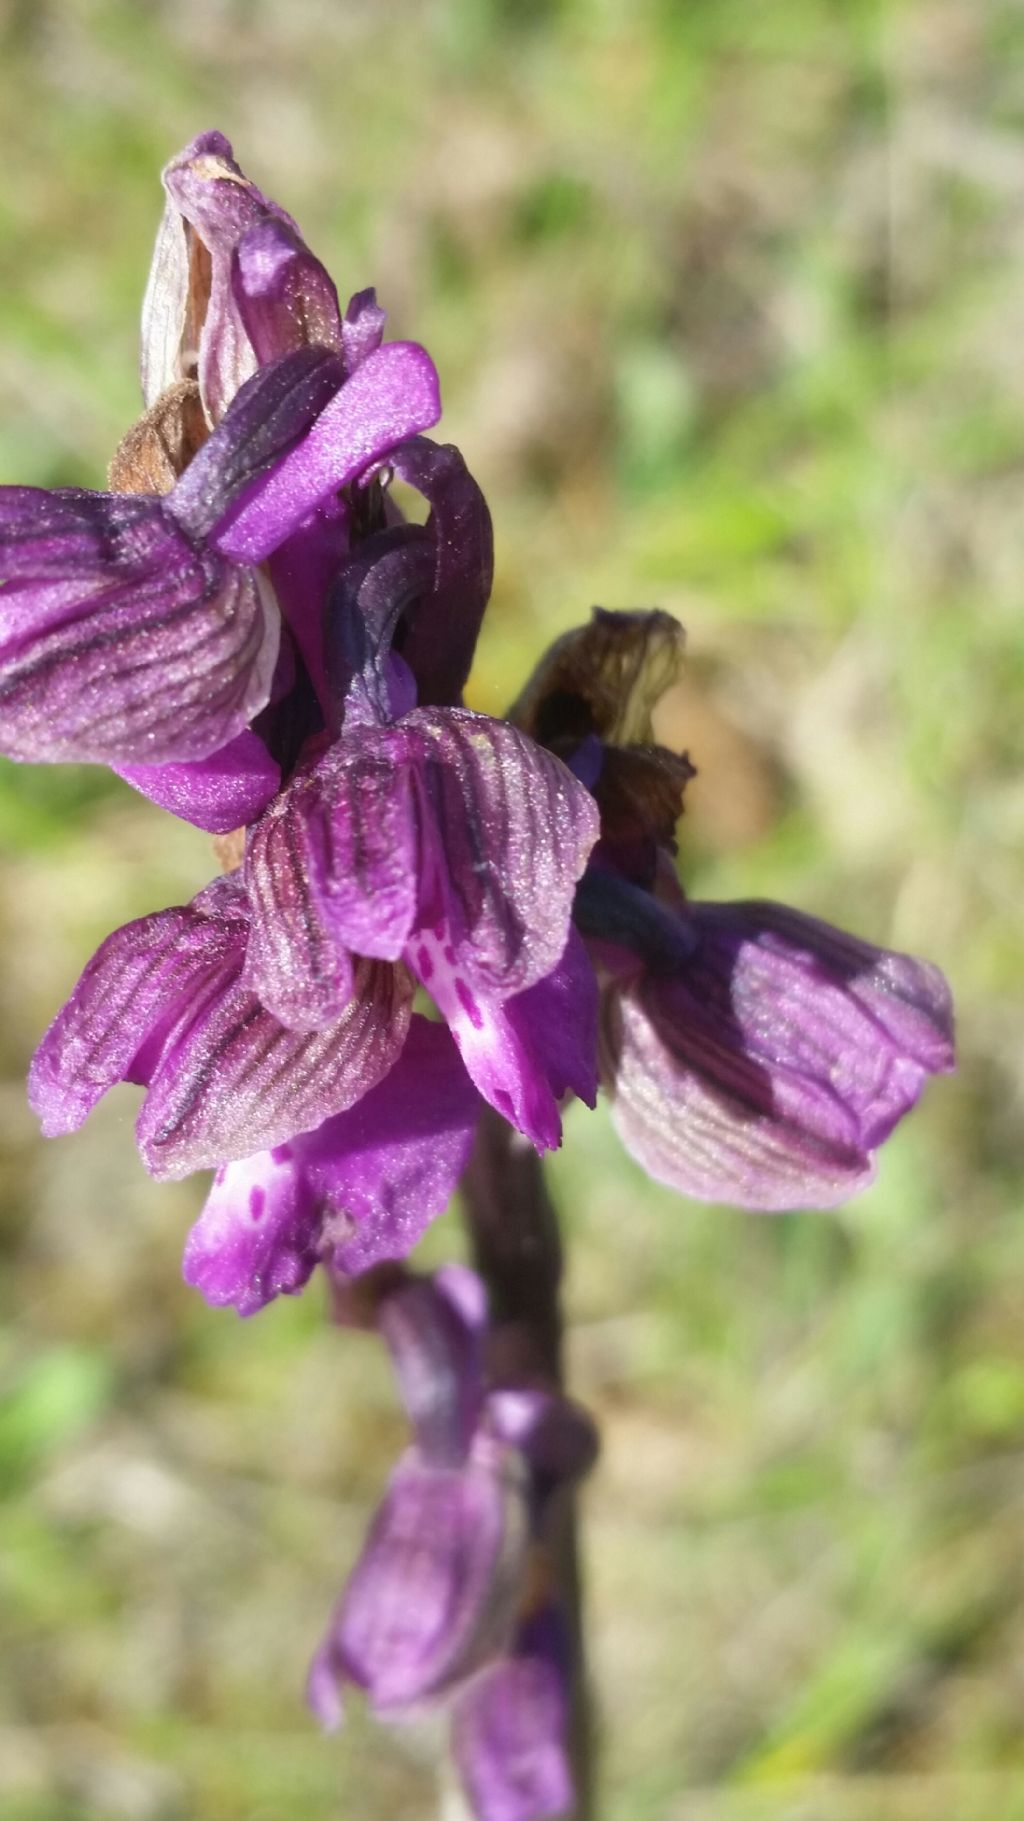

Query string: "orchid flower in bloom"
[511, 608, 956, 1209]
[2, 134, 957, 1821]
[308, 1267, 595, 1821]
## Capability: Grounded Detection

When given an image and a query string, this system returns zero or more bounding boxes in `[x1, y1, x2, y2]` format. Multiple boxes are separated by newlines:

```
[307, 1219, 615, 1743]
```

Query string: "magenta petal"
[137, 954, 412, 1180]
[302, 1019, 481, 1277]
[503, 929, 599, 1111]
[182, 1146, 320, 1316]
[29, 897, 242, 1137]
[452, 1650, 572, 1821]
[210, 342, 442, 563]
[115, 729, 280, 833]
[0, 490, 279, 764]
[604, 900, 955, 1210]
[336, 1451, 525, 1710]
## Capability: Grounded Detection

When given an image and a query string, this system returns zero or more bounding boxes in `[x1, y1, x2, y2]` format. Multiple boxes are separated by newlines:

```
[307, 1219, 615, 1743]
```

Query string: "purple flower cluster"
[1, 136, 955, 1819]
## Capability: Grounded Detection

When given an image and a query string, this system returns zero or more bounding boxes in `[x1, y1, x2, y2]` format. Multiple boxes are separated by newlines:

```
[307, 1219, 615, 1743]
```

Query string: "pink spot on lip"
[416, 944, 434, 982]
[444, 945, 456, 966]
[455, 976, 484, 1031]
[249, 1185, 266, 1222]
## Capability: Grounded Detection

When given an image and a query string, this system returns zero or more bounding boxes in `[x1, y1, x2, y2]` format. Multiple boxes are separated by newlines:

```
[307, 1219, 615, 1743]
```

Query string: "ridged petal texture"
[245, 707, 600, 1035]
[183, 1020, 481, 1315]
[30, 874, 412, 1180]
[602, 900, 955, 1209]
[0, 489, 279, 764]
[390, 436, 494, 708]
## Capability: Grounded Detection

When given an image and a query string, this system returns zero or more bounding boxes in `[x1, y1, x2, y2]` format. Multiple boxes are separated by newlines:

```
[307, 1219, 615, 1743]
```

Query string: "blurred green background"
[1, 1, 1022, 1817]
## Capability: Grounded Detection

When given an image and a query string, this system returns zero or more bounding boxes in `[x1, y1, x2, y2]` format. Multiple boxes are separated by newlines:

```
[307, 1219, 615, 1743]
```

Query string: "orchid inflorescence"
[1, 135, 954, 1820]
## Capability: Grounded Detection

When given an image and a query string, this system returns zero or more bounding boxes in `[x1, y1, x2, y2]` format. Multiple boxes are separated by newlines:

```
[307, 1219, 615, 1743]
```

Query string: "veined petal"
[182, 1146, 320, 1316]
[115, 728, 280, 833]
[603, 900, 955, 1210]
[181, 1021, 480, 1315]
[390, 436, 494, 708]
[243, 746, 418, 1029]
[137, 953, 413, 1179]
[28, 891, 244, 1136]
[209, 341, 442, 564]
[405, 708, 600, 999]
[0, 489, 279, 764]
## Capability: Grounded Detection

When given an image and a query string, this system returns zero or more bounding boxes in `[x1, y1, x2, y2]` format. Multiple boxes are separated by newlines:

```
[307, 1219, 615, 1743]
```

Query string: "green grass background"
[1, 2, 1022, 1816]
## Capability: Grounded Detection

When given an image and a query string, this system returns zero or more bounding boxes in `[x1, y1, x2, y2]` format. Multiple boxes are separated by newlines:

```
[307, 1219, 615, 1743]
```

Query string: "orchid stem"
[460, 1107, 594, 1821]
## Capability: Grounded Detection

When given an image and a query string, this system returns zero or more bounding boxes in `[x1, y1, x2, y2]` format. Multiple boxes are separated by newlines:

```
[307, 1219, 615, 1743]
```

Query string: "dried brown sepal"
[212, 827, 247, 873]
[108, 379, 208, 496]
[508, 606, 686, 752]
[598, 744, 696, 857]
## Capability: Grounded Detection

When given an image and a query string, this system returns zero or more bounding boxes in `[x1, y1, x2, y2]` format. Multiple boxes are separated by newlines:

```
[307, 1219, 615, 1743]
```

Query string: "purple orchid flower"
[514, 608, 956, 1210]
[28, 873, 412, 1181]
[307, 1267, 595, 1821]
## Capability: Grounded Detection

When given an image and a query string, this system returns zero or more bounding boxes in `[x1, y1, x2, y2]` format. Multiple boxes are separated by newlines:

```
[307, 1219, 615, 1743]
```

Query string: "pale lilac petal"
[210, 342, 442, 564]
[452, 1649, 572, 1821]
[390, 436, 494, 707]
[0, 489, 279, 764]
[604, 901, 956, 1210]
[115, 729, 280, 833]
[304, 1019, 481, 1277]
[336, 1450, 526, 1710]
[182, 1146, 320, 1316]
[137, 954, 413, 1180]
[28, 897, 243, 1136]
[307, 1641, 345, 1732]
[377, 1256, 488, 1465]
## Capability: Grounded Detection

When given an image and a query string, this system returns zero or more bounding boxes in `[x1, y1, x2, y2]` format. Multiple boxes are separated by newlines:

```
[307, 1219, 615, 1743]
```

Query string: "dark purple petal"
[209, 342, 442, 564]
[452, 1647, 572, 1821]
[115, 728, 280, 833]
[328, 525, 434, 725]
[182, 1146, 320, 1316]
[334, 1448, 526, 1710]
[603, 900, 956, 1210]
[232, 218, 343, 368]
[0, 489, 279, 764]
[137, 953, 413, 1180]
[28, 892, 244, 1136]
[305, 1019, 481, 1277]
[377, 1260, 488, 1466]
[390, 436, 494, 707]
